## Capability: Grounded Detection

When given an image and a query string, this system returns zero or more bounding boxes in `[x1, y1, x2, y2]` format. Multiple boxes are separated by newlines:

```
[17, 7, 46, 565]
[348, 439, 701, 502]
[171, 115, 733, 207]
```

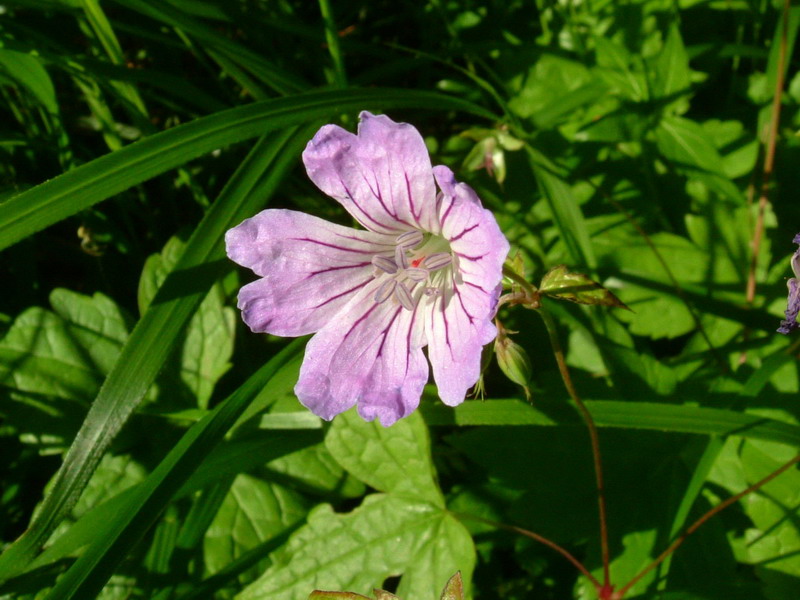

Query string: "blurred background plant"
[1, 0, 799, 599]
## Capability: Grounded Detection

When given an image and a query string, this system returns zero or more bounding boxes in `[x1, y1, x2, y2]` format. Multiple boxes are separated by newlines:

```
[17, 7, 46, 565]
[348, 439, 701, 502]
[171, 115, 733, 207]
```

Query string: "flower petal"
[302, 112, 438, 234]
[426, 166, 509, 404]
[425, 276, 500, 405]
[434, 165, 509, 287]
[225, 209, 392, 336]
[295, 282, 429, 426]
[778, 278, 800, 335]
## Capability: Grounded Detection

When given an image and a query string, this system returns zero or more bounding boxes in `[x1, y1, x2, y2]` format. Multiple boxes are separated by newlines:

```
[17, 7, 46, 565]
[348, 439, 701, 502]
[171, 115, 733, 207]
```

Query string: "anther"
[394, 245, 409, 270]
[372, 255, 397, 274]
[423, 253, 452, 272]
[374, 279, 397, 304]
[405, 267, 429, 282]
[396, 230, 424, 249]
[394, 282, 415, 310]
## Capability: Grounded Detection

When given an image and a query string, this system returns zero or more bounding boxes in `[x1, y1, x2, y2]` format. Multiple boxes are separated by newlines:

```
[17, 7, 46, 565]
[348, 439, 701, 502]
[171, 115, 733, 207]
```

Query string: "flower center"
[370, 230, 453, 310]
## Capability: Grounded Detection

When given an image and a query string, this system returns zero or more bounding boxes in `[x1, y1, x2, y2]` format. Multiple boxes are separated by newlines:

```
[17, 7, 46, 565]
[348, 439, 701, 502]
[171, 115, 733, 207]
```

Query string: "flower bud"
[495, 334, 533, 402]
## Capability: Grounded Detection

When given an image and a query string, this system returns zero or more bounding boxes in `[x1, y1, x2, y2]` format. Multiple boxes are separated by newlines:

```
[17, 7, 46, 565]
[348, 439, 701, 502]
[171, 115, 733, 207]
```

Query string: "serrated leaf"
[266, 444, 366, 498]
[204, 474, 308, 586]
[0, 289, 129, 403]
[138, 236, 235, 408]
[540, 264, 629, 309]
[239, 494, 474, 600]
[325, 410, 442, 506]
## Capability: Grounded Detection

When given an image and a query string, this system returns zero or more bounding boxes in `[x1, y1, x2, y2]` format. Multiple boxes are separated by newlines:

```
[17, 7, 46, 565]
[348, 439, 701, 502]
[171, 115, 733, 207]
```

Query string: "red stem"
[452, 511, 602, 588]
[539, 308, 611, 591]
[613, 454, 800, 599]
[745, 0, 790, 304]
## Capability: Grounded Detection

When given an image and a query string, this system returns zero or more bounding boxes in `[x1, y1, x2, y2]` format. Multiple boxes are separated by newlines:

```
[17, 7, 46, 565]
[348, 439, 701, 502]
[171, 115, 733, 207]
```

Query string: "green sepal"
[539, 264, 629, 310]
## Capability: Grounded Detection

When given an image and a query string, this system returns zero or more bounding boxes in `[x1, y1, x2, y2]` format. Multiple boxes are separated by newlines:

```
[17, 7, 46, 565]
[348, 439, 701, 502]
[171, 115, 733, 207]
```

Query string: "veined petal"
[425, 276, 500, 405]
[225, 209, 392, 336]
[426, 165, 509, 405]
[434, 165, 509, 289]
[302, 112, 438, 234]
[778, 278, 800, 334]
[295, 282, 428, 426]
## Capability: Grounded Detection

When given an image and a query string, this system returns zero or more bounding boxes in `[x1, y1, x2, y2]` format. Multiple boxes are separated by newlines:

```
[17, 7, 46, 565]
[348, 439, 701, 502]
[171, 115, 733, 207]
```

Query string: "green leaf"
[526, 147, 596, 269]
[508, 54, 593, 125]
[239, 495, 474, 600]
[140, 236, 237, 408]
[655, 116, 744, 203]
[421, 399, 800, 448]
[0, 128, 304, 583]
[593, 36, 646, 101]
[652, 25, 691, 104]
[0, 88, 494, 252]
[656, 116, 725, 174]
[40, 338, 307, 599]
[0, 49, 59, 115]
[266, 444, 366, 498]
[204, 474, 308, 586]
[325, 410, 443, 506]
[111, 0, 306, 95]
[540, 264, 629, 309]
[736, 442, 800, 600]
[0, 289, 129, 404]
[28, 430, 321, 572]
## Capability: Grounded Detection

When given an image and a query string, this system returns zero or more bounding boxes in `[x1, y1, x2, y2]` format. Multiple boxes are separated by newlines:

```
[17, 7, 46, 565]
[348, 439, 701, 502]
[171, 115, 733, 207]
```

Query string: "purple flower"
[225, 112, 509, 426]
[777, 233, 800, 335]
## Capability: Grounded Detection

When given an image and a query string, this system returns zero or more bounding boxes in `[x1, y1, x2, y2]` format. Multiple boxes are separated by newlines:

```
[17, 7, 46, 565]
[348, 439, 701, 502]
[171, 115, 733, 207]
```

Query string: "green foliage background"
[1, 1, 799, 598]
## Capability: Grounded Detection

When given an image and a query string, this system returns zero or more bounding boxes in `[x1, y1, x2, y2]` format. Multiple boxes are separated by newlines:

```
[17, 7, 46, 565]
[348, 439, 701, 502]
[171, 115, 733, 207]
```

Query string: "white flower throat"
[371, 230, 453, 310]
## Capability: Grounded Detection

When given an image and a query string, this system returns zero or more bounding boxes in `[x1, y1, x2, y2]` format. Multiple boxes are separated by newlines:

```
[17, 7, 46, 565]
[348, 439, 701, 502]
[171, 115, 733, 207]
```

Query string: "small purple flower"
[777, 233, 800, 335]
[225, 112, 509, 426]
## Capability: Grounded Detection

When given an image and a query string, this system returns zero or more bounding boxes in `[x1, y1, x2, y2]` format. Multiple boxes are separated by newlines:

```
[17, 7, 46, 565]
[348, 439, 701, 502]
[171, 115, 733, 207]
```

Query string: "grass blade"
[0, 127, 303, 581]
[43, 339, 307, 600]
[421, 399, 800, 447]
[0, 88, 494, 252]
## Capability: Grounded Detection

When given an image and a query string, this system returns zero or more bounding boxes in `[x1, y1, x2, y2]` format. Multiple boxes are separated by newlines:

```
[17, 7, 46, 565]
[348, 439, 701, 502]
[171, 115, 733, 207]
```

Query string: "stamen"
[372, 255, 397, 274]
[423, 253, 452, 271]
[396, 230, 424, 249]
[374, 279, 397, 303]
[424, 287, 442, 297]
[394, 245, 409, 270]
[394, 282, 415, 310]
[405, 267, 429, 282]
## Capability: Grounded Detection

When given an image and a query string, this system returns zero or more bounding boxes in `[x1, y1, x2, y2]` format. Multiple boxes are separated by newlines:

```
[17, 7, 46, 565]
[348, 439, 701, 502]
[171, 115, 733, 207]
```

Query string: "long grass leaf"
[110, 0, 306, 94]
[0, 128, 302, 581]
[0, 88, 494, 252]
[421, 399, 800, 447]
[43, 339, 307, 599]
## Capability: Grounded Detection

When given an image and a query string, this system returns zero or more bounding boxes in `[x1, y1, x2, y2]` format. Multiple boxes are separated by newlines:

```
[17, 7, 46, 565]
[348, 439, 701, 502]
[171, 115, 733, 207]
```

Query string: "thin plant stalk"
[613, 453, 800, 599]
[453, 512, 601, 588]
[745, 0, 790, 304]
[538, 307, 611, 592]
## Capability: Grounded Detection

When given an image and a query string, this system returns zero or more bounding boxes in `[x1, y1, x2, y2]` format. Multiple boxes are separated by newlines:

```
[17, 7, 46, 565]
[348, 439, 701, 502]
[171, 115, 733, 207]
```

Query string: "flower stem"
[613, 453, 800, 599]
[538, 306, 611, 592]
[745, 0, 790, 305]
[452, 511, 601, 588]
